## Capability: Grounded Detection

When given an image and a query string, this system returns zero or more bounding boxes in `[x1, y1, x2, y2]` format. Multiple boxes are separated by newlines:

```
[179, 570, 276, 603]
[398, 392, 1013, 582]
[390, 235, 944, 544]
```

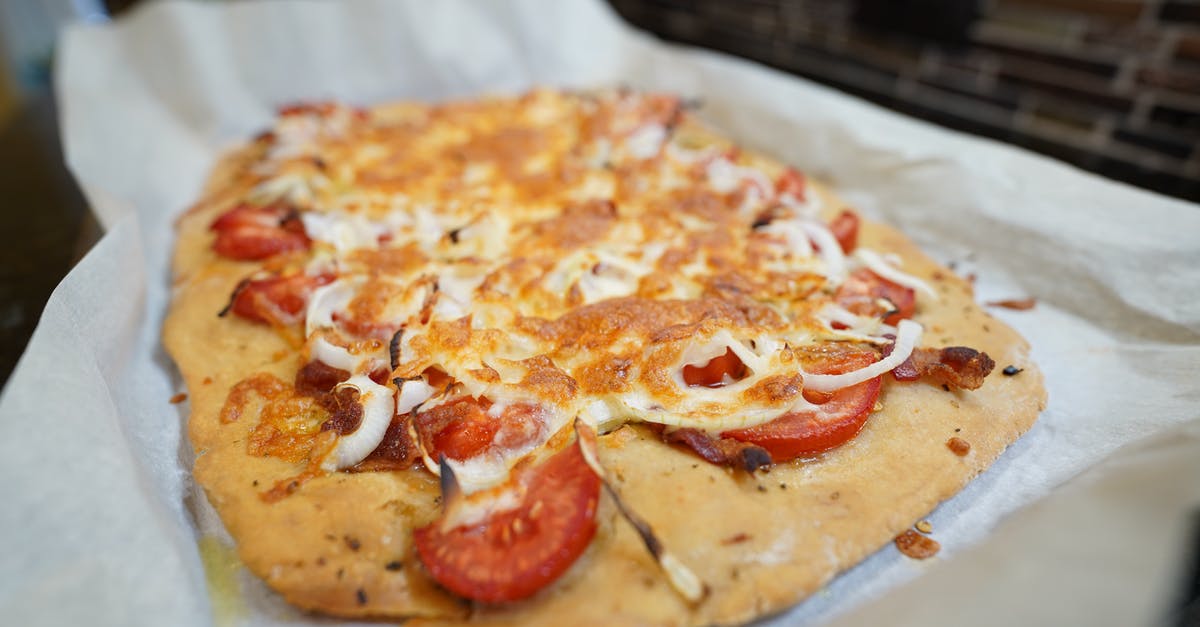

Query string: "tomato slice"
[330, 312, 398, 342]
[228, 273, 333, 326]
[834, 268, 916, 326]
[413, 397, 546, 462]
[210, 204, 311, 261]
[828, 209, 860, 254]
[776, 167, 806, 201]
[723, 349, 882, 461]
[681, 348, 748, 388]
[416, 397, 498, 461]
[413, 441, 601, 603]
[640, 93, 682, 128]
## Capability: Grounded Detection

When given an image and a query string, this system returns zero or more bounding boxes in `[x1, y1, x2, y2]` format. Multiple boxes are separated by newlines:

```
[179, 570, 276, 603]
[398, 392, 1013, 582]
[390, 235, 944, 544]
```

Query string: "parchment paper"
[1, 0, 1197, 625]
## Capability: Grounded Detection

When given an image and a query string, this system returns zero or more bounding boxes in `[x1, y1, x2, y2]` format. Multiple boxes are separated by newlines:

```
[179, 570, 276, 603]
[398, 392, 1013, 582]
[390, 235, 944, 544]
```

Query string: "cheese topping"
[232, 89, 938, 489]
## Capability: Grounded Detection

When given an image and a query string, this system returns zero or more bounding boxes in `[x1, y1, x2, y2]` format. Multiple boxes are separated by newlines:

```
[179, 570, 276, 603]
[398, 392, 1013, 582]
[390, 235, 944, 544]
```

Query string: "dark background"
[1, 0, 1198, 388]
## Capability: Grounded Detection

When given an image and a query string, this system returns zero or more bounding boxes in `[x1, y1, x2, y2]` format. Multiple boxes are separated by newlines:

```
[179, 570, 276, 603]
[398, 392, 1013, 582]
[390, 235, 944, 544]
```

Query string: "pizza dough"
[163, 90, 1045, 625]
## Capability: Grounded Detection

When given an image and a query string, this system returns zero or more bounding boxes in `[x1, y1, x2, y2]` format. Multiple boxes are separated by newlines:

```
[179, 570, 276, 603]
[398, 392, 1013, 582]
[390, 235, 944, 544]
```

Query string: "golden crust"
[163, 90, 1045, 624]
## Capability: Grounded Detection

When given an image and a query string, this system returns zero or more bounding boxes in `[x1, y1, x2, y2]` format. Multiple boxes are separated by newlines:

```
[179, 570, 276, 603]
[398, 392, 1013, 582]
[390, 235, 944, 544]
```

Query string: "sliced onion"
[310, 336, 362, 372]
[625, 124, 667, 160]
[396, 378, 435, 414]
[300, 211, 387, 254]
[305, 276, 362, 336]
[438, 462, 523, 531]
[764, 219, 813, 258]
[802, 319, 923, 393]
[817, 303, 866, 329]
[855, 248, 939, 300]
[322, 375, 395, 470]
[574, 420, 707, 603]
[665, 141, 719, 165]
[779, 189, 821, 217]
[705, 158, 740, 192]
[800, 220, 846, 281]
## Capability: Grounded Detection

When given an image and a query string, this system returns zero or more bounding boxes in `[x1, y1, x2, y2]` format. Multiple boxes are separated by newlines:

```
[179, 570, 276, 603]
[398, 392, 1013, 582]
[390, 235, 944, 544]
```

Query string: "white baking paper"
[0, 0, 1196, 625]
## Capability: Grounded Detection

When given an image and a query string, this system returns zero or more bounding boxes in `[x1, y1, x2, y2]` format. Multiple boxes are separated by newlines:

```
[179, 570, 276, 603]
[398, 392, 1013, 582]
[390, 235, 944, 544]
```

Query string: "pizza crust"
[164, 97, 1044, 625]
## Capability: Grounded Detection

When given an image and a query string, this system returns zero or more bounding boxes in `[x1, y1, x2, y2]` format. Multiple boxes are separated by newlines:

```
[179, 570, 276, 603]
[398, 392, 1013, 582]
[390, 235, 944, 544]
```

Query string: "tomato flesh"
[723, 350, 882, 461]
[414, 397, 545, 462]
[640, 93, 682, 127]
[413, 441, 601, 603]
[834, 268, 916, 326]
[229, 273, 332, 325]
[776, 167, 806, 200]
[681, 348, 748, 388]
[330, 311, 399, 342]
[211, 204, 310, 261]
[828, 209, 860, 254]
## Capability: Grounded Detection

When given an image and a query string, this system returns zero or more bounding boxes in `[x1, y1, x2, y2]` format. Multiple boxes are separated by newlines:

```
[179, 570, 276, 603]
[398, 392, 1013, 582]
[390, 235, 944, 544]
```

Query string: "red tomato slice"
[723, 349, 882, 461]
[210, 204, 311, 261]
[834, 268, 916, 326]
[776, 167, 806, 201]
[414, 397, 546, 462]
[640, 93, 682, 127]
[413, 441, 601, 603]
[329, 312, 399, 342]
[228, 273, 332, 326]
[681, 348, 748, 388]
[828, 209, 860, 254]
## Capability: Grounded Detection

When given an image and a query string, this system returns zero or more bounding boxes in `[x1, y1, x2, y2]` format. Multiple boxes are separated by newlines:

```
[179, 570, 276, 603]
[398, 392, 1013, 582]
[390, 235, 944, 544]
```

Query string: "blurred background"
[0, 0, 1198, 386]
[611, 0, 1200, 199]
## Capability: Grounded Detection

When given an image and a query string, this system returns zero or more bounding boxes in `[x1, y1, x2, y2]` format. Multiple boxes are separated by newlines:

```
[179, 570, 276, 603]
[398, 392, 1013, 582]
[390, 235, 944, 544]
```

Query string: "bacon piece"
[294, 360, 349, 397]
[644, 93, 684, 129]
[895, 529, 940, 559]
[321, 387, 364, 435]
[987, 297, 1037, 311]
[891, 346, 995, 390]
[278, 101, 369, 121]
[661, 428, 772, 472]
[352, 416, 418, 472]
[296, 359, 414, 471]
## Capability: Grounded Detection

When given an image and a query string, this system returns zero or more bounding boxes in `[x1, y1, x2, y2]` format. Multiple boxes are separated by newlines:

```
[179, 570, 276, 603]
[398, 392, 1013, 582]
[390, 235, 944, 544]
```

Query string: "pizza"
[163, 89, 1045, 624]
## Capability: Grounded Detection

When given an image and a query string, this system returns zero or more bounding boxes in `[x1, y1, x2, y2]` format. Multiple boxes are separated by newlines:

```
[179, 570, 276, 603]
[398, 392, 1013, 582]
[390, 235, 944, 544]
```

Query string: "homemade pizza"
[164, 89, 1045, 625]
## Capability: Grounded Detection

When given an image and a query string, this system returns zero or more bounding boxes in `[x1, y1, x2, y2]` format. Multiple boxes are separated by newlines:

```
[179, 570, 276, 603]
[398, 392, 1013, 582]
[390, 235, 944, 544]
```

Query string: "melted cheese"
[236, 89, 939, 489]
[301, 211, 388, 253]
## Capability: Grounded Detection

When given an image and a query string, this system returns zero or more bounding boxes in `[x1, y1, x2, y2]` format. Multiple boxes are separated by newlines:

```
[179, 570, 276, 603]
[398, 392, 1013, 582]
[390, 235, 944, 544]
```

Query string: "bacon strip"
[986, 297, 1037, 311]
[892, 346, 995, 390]
[294, 360, 350, 397]
[660, 427, 772, 472]
[321, 387, 365, 435]
[351, 416, 419, 472]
